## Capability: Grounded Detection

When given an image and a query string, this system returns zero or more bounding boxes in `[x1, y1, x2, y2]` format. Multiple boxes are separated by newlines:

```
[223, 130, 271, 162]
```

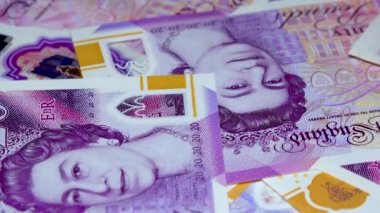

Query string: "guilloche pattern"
[342, 161, 380, 185]
[0, 0, 254, 29]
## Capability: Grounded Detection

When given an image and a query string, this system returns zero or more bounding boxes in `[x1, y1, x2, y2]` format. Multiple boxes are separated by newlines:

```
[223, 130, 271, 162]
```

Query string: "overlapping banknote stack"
[1, 0, 380, 212]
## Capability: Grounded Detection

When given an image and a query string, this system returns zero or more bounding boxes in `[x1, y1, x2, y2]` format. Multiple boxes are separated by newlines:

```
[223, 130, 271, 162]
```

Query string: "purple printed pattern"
[222, 122, 297, 154]
[342, 161, 380, 185]
[99, 174, 212, 212]
[0, 89, 98, 159]
[4, 38, 80, 80]
[117, 94, 185, 118]
[0, 82, 223, 213]
[226, 11, 307, 65]
[0, 0, 252, 29]
[277, 0, 380, 63]
[108, 39, 149, 76]
[136, 0, 253, 18]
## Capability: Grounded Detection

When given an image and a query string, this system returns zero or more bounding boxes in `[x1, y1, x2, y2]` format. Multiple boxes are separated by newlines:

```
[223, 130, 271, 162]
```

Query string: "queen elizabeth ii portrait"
[0, 123, 210, 212]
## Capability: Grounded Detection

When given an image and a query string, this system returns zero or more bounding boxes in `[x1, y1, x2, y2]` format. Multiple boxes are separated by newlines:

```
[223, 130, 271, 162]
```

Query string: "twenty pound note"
[72, 0, 380, 184]
[0, 0, 254, 29]
[0, 74, 228, 213]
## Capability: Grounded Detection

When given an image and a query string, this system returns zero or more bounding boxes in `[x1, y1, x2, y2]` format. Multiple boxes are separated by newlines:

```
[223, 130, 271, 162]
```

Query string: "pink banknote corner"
[4, 37, 81, 80]
[342, 161, 380, 185]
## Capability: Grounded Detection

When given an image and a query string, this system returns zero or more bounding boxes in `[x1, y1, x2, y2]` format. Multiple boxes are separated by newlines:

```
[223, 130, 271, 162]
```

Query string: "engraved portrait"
[150, 16, 307, 138]
[0, 122, 209, 212]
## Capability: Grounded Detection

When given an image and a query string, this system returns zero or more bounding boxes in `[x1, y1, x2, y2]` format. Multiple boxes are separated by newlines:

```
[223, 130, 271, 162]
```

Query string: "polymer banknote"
[264, 169, 380, 212]
[0, 0, 334, 30]
[313, 149, 380, 199]
[0, 74, 228, 213]
[72, 0, 380, 183]
[343, 160, 380, 185]
[350, 14, 380, 65]
[228, 165, 380, 212]
[0, 0, 254, 29]
[0, 0, 329, 81]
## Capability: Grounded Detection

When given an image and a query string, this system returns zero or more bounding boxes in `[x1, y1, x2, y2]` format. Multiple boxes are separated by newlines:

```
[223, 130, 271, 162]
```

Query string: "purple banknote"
[0, 75, 228, 213]
[0, 24, 81, 80]
[342, 161, 380, 185]
[72, 0, 380, 184]
[0, 0, 254, 29]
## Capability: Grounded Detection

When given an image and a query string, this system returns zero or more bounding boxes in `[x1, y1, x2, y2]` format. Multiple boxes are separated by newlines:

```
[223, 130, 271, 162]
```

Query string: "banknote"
[0, 0, 343, 30]
[228, 181, 298, 213]
[0, 74, 228, 213]
[0, 23, 82, 80]
[343, 161, 380, 185]
[349, 15, 380, 65]
[72, 0, 380, 183]
[0, 0, 255, 29]
[264, 170, 380, 212]
[312, 149, 380, 198]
